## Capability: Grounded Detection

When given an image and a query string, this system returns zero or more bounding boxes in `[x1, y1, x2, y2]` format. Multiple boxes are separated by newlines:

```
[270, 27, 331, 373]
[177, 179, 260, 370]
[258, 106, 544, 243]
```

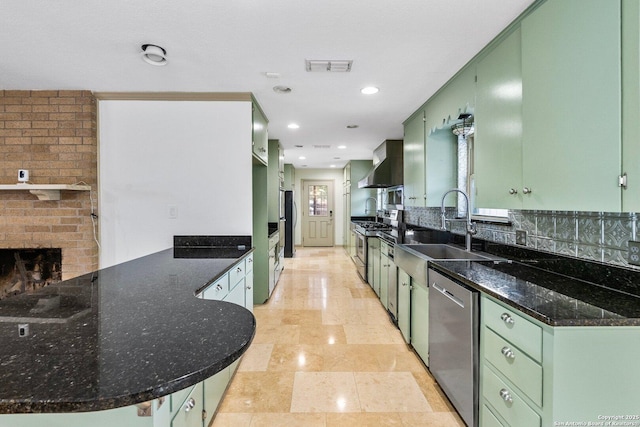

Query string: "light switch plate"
[516, 230, 527, 246]
[628, 240, 640, 266]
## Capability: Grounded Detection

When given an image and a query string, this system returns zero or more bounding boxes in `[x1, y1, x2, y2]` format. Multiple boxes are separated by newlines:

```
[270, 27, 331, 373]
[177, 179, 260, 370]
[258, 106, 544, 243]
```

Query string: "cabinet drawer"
[483, 366, 540, 427]
[203, 275, 229, 301]
[171, 381, 203, 427]
[484, 328, 542, 406]
[483, 297, 542, 362]
[481, 404, 506, 427]
[229, 260, 245, 287]
[245, 253, 254, 273]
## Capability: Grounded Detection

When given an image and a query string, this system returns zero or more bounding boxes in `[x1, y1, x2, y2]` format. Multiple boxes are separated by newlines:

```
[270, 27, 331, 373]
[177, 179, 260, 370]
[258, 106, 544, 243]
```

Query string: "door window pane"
[308, 185, 328, 216]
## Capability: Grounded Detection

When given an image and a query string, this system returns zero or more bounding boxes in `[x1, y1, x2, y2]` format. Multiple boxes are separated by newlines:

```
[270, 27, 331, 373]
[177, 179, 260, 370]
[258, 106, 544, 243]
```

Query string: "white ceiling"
[1, 0, 535, 169]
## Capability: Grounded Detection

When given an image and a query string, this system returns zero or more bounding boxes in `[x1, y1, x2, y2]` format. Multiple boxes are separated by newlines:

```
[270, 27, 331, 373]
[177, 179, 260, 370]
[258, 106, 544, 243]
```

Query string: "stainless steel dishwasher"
[428, 268, 478, 427]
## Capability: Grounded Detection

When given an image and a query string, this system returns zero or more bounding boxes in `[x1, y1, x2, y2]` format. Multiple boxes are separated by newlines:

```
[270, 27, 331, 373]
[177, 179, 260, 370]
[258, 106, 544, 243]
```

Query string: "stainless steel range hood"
[358, 139, 403, 188]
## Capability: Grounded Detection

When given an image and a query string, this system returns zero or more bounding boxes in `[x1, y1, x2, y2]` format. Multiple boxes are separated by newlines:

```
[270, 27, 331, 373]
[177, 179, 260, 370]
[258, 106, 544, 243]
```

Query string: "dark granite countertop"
[0, 246, 256, 414]
[430, 259, 640, 327]
[402, 225, 640, 327]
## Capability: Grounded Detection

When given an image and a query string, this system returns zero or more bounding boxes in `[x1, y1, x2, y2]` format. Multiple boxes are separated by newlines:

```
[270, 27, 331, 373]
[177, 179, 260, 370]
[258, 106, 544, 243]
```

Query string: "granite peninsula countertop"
[0, 245, 256, 414]
[429, 259, 640, 327]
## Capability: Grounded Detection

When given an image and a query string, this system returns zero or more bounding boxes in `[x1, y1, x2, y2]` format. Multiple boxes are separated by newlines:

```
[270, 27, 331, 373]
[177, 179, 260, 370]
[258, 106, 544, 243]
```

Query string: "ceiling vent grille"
[305, 60, 353, 72]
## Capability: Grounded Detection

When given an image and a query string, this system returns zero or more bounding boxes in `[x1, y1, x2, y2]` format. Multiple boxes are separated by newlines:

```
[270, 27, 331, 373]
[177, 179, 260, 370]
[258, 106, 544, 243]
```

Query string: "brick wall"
[0, 90, 98, 279]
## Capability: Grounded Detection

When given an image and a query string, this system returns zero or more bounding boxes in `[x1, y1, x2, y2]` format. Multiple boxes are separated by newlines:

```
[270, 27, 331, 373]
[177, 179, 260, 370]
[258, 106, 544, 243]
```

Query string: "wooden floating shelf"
[0, 184, 91, 201]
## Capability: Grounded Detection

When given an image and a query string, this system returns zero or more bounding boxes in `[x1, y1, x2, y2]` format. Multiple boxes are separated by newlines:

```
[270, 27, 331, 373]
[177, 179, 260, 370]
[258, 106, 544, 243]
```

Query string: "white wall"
[294, 168, 344, 247]
[98, 100, 253, 267]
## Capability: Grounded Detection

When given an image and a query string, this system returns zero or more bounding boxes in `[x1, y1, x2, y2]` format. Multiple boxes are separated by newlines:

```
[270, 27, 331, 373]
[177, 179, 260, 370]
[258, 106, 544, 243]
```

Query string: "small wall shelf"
[0, 184, 91, 201]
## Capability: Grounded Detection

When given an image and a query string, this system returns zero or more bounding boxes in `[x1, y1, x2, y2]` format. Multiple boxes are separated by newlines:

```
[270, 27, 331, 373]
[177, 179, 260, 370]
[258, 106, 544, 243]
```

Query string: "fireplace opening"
[0, 249, 62, 300]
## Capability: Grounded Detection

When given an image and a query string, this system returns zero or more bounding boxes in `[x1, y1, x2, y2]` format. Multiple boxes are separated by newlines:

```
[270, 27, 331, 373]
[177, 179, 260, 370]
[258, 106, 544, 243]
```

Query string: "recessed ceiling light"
[288, 123, 300, 129]
[330, 165, 336, 168]
[265, 72, 281, 78]
[141, 44, 167, 66]
[334, 157, 341, 160]
[273, 85, 292, 94]
[361, 86, 379, 95]
[299, 156, 306, 160]
[346, 125, 359, 129]
[338, 145, 347, 149]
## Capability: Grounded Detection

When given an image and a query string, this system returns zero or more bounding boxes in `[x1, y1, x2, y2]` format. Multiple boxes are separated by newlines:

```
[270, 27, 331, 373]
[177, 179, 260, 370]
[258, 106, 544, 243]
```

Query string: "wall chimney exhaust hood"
[358, 139, 403, 188]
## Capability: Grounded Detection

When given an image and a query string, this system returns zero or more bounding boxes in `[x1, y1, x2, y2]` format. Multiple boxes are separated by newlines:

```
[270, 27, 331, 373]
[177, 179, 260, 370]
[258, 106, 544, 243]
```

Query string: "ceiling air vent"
[305, 59, 353, 72]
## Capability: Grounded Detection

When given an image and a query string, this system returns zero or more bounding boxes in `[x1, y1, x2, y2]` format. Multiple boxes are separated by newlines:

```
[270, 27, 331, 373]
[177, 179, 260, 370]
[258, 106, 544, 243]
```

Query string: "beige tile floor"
[213, 247, 465, 427]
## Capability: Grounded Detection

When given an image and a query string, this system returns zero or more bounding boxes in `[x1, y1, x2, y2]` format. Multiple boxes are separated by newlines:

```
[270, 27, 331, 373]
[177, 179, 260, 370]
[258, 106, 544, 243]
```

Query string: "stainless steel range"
[352, 220, 391, 281]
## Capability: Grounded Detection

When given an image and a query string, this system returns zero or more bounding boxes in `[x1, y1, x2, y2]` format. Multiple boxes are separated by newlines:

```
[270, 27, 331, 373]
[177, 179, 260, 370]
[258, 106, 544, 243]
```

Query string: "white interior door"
[302, 180, 334, 247]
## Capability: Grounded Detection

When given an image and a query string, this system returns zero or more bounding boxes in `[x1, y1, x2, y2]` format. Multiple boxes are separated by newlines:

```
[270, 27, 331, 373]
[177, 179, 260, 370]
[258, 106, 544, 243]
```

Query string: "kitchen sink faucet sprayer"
[440, 188, 477, 251]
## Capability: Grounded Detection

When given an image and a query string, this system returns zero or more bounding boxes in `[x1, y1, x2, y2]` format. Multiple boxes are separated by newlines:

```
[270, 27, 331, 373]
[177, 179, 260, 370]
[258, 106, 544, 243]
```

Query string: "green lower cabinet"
[244, 269, 253, 313]
[397, 268, 411, 344]
[410, 280, 429, 366]
[171, 382, 203, 427]
[481, 295, 640, 426]
[225, 278, 246, 307]
[367, 237, 379, 295]
[203, 370, 230, 427]
[379, 253, 389, 309]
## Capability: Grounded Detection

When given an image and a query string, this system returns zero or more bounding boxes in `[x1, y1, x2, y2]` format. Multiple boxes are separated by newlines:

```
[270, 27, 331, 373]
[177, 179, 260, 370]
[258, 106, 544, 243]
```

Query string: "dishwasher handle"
[432, 282, 465, 308]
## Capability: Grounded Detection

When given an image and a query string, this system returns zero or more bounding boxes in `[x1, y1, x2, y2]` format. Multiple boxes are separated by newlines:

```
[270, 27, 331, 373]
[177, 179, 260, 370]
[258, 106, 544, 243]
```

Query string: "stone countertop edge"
[428, 261, 640, 327]
[0, 248, 256, 414]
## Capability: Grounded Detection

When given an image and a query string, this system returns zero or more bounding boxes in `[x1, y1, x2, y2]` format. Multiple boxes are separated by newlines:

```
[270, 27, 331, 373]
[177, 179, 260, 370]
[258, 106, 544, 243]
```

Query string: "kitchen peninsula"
[0, 241, 255, 427]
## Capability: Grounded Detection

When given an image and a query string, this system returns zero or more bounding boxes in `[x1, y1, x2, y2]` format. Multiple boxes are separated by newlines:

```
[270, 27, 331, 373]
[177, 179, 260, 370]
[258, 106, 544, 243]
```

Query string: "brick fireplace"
[0, 90, 98, 279]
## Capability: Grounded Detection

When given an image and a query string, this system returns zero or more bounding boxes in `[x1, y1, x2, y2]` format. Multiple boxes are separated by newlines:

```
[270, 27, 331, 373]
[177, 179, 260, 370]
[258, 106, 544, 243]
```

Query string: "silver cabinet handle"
[216, 284, 223, 291]
[248, 258, 253, 263]
[246, 285, 252, 290]
[237, 267, 242, 273]
[184, 397, 196, 412]
[500, 313, 515, 325]
[501, 346, 516, 360]
[402, 282, 408, 287]
[522, 187, 532, 194]
[509, 188, 518, 195]
[499, 388, 513, 403]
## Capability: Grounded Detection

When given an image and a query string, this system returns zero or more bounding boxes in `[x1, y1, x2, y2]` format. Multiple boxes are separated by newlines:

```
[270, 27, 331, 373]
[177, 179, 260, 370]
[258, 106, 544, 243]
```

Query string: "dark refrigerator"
[284, 190, 296, 257]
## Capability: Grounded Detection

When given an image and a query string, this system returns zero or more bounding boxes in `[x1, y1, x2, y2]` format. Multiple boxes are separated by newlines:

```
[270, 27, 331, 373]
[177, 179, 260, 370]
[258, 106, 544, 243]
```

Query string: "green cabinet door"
[410, 281, 429, 366]
[521, 0, 621, 211]
[403, 110, 426, 208]
[397, 268, 411, 344]
[379, 253, 389, 309]
[203, 370, 229, 427]
[171, 382, 203, 427]
[372, 240, 380, 296]
[252, 102, 268, 165]
[474, 27, 523, 210]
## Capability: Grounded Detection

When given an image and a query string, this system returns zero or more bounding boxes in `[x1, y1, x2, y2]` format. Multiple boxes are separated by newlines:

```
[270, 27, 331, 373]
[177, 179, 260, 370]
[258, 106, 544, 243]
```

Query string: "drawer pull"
[500, 313, 515, 325]
[501, 346, 516, 360]
[499, 388, 513, 404]
[402, 282, 408, 287]
[237, 267, 243, 273]
[184, 397, 196, 412]
[216, 284, 223, 291]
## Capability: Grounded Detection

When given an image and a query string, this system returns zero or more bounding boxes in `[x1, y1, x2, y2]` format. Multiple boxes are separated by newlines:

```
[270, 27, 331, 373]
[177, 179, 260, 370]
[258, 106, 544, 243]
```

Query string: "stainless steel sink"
[395, 244, 494, 286]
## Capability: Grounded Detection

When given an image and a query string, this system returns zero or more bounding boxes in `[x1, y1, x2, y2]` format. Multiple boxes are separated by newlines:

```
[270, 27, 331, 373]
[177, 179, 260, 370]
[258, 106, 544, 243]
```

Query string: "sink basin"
[395, 244, 495, 286]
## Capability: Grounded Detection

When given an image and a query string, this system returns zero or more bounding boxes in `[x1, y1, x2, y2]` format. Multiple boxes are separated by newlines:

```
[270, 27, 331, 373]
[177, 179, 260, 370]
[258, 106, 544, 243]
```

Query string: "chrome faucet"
[440, 188, 477, 251]
[364, 197, 377, 218]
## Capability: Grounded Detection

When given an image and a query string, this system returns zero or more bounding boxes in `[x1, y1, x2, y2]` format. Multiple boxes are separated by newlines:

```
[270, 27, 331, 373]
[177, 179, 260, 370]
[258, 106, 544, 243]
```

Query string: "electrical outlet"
[628, 240, 640, 266]
[516, 230, 527, 246]
[18, 324, 29, 337]
[168, 205, 178, 219]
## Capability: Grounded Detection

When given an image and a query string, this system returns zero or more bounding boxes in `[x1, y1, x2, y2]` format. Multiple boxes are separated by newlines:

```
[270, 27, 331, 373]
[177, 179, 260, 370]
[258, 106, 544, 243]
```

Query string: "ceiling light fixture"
[360, 86, 379, 95]
[330, 165, 336, 168]
[346, 125, 359, 129]
[140, 44, 167, 66]
[299, 156, 306, 160]
[288, 123, 300, 129]
[337, 145, 347, 149]
[273, 85, 292, 94]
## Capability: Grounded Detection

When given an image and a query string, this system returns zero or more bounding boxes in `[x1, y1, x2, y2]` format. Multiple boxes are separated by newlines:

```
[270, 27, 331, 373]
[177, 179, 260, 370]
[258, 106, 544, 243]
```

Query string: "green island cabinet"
[1, 254, 254, 427]
[480, 295, 640, 427]
[475, 0, 626, 212]
[397, 268, 411, 344]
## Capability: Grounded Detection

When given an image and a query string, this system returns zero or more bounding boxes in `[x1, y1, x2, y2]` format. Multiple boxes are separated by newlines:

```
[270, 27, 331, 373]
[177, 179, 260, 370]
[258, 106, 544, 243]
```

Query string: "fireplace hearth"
[0, 249, 62, 300]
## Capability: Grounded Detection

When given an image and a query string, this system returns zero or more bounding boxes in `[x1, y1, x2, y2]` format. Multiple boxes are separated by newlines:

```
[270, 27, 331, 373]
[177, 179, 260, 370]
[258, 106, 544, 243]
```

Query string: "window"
[308, 185, 328, 216]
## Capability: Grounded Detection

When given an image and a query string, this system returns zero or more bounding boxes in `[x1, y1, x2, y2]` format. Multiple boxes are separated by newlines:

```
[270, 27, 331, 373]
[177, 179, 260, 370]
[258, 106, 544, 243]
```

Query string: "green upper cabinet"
[520, 0, 621, 211]
[252, 101, 268, 165]
[403, 110, 426, 207]
[622, 0, 640, 211]
[474, 27, 523, 209]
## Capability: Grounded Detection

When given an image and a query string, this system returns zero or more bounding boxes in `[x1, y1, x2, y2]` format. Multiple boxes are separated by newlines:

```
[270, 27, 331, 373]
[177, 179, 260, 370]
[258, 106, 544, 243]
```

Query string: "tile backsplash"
[404, 207, 639, 270]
